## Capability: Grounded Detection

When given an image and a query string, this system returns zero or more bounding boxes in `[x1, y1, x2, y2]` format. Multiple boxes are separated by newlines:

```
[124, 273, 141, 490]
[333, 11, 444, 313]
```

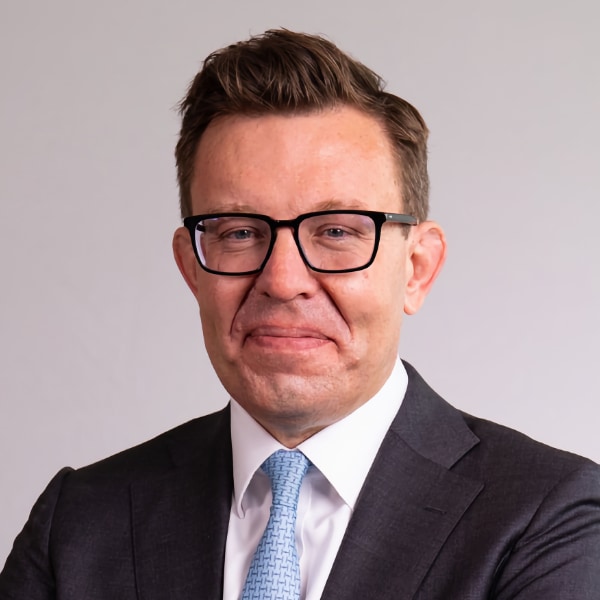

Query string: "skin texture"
[173, 106, 446, 447]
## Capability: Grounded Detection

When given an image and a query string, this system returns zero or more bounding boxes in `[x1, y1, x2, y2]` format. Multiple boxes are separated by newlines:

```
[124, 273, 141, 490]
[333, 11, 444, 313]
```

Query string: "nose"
[253, 228, 320, 301]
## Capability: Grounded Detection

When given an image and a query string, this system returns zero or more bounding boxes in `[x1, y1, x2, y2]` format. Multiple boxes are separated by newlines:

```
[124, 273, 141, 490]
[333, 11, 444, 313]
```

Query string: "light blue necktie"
[241, 449, 310, 600]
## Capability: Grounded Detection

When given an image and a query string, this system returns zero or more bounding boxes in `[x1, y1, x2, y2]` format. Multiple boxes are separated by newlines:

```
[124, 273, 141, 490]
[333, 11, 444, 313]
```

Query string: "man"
[1, 29, 599, 599]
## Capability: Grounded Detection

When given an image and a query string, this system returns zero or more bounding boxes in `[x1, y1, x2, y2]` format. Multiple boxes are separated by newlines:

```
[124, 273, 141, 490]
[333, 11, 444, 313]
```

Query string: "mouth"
[245, 325, 332, 351]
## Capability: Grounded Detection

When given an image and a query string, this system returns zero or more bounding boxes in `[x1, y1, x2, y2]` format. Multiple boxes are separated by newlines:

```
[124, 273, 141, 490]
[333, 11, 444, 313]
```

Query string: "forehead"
[190, 106, 402, 215]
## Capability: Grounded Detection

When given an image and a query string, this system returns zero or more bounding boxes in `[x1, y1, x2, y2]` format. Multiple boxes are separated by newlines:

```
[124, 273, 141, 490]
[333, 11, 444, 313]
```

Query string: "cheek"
[327, 268, 405, 337]
[197, 276, 250, 340]
[363, 260, 407, 334]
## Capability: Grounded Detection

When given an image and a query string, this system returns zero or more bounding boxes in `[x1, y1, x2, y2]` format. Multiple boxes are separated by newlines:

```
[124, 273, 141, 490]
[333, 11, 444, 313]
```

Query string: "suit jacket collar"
[394, 361, 480, 469]
[321, 362, 484, 599]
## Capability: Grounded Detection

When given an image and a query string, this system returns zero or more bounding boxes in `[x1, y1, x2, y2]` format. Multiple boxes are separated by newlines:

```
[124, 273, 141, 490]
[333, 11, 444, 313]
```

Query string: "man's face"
[174, 106, 441, 446]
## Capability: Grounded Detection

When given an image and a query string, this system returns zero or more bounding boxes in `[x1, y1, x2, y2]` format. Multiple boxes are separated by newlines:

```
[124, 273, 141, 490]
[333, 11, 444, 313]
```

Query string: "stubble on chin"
[230, 365, 362, 439]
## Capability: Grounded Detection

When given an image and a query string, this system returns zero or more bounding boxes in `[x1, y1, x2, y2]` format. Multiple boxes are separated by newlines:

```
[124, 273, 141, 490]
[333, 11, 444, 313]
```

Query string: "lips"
[247, 325, 330, 340]
[242, 324, 333, 352]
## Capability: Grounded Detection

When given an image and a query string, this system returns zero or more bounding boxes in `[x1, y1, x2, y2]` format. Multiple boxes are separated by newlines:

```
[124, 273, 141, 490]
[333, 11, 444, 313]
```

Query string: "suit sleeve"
[0, 467, 72, 600]
[495, 461, 600, 599]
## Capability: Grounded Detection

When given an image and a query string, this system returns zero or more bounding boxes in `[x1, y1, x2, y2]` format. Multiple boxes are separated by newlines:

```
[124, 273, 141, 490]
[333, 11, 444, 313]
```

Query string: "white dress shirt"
[223, 358, 408, 600]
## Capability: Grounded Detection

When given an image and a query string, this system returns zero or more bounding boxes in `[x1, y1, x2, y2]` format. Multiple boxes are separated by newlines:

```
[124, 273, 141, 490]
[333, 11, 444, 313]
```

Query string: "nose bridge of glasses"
[268, 217, 307, 263]
[271, 216, 301, 234]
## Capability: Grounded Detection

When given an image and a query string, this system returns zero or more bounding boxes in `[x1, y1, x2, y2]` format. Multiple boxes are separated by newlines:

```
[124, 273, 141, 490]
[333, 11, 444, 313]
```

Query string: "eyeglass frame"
[182, 209, 418, 276]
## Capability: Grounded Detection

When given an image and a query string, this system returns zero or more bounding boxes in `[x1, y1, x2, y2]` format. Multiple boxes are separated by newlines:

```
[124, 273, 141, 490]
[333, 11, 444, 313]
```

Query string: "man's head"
[173, 30, 446, 447]
[175, 29, 430, 224]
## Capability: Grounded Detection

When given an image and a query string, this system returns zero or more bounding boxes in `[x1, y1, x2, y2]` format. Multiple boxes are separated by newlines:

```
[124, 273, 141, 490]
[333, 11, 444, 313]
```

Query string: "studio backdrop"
[1, 0, 598, 561]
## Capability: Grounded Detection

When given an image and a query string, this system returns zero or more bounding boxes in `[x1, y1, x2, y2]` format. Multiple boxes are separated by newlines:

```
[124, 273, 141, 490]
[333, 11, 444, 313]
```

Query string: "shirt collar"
[230, 358, 407, 517]
[230, 400, 287, 517]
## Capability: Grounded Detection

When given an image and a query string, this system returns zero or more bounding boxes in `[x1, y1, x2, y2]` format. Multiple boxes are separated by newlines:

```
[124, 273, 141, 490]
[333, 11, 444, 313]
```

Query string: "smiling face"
[173, 106, 445, 446]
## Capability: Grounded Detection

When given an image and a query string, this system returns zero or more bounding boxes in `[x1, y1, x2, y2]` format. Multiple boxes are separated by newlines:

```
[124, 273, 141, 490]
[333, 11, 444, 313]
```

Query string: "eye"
[223, 227, 256, 241]
[314, 224, 362, 241]
[322, 227, 350, 239]
[201, 217, 269, 244]
[304, 213, 374, 243]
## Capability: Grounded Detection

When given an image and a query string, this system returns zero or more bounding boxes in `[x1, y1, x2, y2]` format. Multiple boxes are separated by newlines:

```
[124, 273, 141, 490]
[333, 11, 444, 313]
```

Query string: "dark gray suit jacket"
[1, 363, 599, 599]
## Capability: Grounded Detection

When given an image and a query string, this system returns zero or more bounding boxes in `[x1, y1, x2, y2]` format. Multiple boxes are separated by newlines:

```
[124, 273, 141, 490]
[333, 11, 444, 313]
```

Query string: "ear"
[404, 221, 446, 315]
[173, 226, 201, 297]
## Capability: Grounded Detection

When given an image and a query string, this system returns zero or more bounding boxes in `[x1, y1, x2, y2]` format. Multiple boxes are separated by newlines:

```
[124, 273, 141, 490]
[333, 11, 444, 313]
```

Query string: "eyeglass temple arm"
[384, 213, 418, 225]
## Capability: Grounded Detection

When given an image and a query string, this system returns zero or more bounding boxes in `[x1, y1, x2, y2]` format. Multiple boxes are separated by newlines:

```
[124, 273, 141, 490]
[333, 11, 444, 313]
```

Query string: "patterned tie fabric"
[241, 449, 310, 600]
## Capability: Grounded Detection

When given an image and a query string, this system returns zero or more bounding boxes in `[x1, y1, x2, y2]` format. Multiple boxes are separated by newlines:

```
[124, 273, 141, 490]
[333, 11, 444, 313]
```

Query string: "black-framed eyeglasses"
[183, 210, 418, 276]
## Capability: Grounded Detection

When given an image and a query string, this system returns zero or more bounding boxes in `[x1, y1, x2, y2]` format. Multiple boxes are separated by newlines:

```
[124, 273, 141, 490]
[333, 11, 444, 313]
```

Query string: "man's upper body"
[2, 29, 599, 598]
[2, 362, 599, 599]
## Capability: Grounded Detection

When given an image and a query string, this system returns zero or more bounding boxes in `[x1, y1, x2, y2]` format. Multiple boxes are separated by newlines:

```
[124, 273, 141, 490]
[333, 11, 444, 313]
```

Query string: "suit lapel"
[131, 407, 233, 599]
[322, 363, 484, 600]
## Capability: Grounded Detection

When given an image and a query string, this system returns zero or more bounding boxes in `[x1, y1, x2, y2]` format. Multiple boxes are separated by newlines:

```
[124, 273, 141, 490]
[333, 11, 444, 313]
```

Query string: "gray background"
[1, 0, 599, 561]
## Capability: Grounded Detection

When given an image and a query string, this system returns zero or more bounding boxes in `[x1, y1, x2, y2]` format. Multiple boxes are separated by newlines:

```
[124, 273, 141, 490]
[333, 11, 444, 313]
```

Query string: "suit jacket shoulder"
[322, 362, 600, 600]
[0, 407, 234, 600]
[71, 406, 232, 479]
[401, 361, 594, 488]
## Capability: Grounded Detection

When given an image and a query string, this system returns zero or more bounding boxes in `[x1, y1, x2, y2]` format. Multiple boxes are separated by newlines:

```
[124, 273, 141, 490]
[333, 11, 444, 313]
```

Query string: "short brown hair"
[175, 29, 429, 221]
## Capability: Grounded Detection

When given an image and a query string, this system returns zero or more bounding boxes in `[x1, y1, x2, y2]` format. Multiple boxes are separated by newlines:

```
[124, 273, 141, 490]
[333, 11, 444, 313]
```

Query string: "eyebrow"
[309, 199, 369, 211]
[202, 202, 257, 214]
[202, 198, 369, 215]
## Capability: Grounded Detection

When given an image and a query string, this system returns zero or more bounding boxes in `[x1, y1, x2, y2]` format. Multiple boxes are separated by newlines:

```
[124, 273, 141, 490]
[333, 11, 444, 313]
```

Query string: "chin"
[237, 371, 340, 410]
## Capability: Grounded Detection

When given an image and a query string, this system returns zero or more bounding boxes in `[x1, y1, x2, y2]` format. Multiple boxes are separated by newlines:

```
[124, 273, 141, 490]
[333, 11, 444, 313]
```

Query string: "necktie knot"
[262, 450, 310, 510]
